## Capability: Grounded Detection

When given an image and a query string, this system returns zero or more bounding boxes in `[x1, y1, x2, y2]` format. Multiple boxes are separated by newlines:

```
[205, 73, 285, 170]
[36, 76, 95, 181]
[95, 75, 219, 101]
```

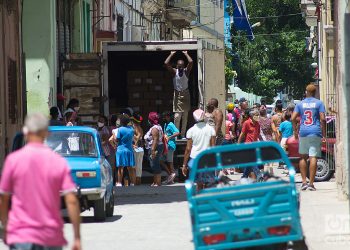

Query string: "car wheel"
[106, 189, 115, 217]
[94, 196, 106, 222]
[308, 157, 334, 182]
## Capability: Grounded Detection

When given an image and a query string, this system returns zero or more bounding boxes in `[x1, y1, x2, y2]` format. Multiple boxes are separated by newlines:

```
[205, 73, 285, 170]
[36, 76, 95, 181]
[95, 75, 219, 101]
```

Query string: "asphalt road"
[63, 184, 193, 250]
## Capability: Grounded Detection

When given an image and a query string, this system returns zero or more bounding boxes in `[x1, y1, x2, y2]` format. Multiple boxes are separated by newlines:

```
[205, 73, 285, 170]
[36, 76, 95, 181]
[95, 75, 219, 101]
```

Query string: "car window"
[45, 132, 97, 157]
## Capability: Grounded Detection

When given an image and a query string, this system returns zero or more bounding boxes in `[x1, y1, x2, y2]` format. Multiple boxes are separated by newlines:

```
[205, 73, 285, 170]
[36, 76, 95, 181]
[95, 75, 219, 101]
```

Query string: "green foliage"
[229, 0, 313, 103]
[225, 48, 236, 89]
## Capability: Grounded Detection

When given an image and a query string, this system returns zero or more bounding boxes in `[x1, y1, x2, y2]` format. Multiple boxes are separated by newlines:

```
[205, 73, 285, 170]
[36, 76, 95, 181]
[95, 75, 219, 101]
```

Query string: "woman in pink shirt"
[223, 113, 236, 145]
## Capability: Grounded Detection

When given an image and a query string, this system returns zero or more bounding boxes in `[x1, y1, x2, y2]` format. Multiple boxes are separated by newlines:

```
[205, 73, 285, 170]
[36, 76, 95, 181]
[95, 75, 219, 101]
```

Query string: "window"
[46, 132, 97, 157]
[117, 15, 124, 41]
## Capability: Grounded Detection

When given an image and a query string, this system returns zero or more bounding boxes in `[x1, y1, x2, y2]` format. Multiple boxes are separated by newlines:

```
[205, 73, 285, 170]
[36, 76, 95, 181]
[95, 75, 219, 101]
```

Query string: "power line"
[230, 30, 308, 38]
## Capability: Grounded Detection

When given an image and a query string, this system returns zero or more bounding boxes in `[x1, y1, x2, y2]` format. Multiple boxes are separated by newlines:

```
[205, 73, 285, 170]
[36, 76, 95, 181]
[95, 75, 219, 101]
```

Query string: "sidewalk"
[299, 181, 350, 250]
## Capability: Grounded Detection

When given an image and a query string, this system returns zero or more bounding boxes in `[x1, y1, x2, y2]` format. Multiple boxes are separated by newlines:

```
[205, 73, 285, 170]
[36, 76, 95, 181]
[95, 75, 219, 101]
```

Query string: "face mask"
[98, 122, 104, 128]
[253, 115, 260, 122]
[116, 119, 121, 127]
[74, 107, 80, 112]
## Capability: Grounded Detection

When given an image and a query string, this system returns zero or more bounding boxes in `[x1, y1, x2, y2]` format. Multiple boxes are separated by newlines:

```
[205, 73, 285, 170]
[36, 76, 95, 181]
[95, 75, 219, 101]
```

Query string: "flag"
[232, 0, 254, 40]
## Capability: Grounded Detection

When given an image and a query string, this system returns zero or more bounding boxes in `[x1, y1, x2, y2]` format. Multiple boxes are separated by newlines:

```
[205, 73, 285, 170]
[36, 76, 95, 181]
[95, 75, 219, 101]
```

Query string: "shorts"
[188, 158, 216, 184]
[162, 149, 175, 163]
[280, 138, 288, 151]
[10, 243, 62, 250]
[148, 144, 164, 175]
[299, 136, 321, 157]
[134, 147, 144, 177]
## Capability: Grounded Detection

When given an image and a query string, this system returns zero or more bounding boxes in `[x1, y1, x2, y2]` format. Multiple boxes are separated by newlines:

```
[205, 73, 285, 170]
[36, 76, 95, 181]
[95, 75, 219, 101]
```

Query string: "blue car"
[12, 126, 114, 222]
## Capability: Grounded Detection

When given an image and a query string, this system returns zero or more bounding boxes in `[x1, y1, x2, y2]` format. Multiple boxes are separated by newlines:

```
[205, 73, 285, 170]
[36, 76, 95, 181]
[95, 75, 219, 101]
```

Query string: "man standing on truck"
[292, 84, 326, 191]
[165, 51, 193, 139]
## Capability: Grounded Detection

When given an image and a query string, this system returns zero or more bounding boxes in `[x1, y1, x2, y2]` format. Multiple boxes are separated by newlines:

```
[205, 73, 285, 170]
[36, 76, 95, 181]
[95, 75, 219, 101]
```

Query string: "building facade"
[335, 0, 349, 198]
[0, 0, 25, 165]
[184, 0, 224, 49]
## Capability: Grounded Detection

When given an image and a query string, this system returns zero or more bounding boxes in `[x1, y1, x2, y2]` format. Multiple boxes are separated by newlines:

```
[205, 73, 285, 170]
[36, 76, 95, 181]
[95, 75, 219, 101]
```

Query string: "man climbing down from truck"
[165, 51, 193, 139]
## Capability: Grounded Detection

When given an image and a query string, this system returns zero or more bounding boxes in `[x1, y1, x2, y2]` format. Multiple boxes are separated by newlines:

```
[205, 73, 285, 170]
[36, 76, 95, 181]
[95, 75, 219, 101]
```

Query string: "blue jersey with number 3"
[294, 97, 325, 137]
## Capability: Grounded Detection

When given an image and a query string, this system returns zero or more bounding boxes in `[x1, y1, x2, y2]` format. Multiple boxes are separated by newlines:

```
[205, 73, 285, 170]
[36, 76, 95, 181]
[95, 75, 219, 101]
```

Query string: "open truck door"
[202, 49, 226, 130]
[62, 53, 103, 125]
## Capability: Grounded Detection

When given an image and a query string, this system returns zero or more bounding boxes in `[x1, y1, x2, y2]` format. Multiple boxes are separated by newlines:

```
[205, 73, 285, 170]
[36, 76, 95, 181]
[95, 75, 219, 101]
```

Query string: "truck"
[62, 40, 226, 175]
[62, 40, 226, 127]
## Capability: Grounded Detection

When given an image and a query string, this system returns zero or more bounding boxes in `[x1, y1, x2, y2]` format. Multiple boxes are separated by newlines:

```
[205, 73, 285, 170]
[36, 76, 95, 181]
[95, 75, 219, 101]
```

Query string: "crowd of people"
[0, 83, 325, 250]
[46, 83, 325, 192]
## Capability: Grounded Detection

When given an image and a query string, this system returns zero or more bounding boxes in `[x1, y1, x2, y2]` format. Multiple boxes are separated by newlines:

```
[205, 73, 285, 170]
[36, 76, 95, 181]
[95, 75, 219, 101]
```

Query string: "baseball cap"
[239, 97, 247, 103]
[227, 103, 234, 111]
[57, 93, 66, 101]
[193, 109, 205, 122]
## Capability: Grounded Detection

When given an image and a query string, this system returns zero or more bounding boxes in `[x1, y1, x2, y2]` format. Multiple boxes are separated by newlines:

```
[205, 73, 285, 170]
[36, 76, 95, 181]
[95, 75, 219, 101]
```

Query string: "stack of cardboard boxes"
[127, 70, 174, 117]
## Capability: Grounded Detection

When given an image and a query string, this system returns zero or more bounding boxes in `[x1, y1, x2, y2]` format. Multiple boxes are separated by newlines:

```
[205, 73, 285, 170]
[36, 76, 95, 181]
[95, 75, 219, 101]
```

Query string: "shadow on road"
[114, 184, 187, 205]
[63, 215, 123, 224]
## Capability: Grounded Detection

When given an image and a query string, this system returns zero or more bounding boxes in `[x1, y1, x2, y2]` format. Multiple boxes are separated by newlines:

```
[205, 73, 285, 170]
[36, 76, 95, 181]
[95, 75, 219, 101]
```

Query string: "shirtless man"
[165, 51, 193, 138]
[208, 98, 224, 145]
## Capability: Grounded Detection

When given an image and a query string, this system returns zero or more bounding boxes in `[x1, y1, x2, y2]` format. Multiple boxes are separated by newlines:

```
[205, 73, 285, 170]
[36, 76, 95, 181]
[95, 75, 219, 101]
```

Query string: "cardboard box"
[127, 77, 142, 85]
[148, 71, 165, 78]
[143, 92, 156, 99]
[149, 84, 163, 92]
[128, 92, 143, 99]
[149, 99, 163, 106]
[128, 71, 149, 79]
[128, 99, 149, 107]
[127, 85, 149, 92]
[145, 78, 153, 84]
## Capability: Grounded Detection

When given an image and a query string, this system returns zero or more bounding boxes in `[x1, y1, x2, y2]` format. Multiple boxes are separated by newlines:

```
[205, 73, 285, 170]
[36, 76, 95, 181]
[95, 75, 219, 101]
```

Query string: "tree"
[229, 0, 313, 103]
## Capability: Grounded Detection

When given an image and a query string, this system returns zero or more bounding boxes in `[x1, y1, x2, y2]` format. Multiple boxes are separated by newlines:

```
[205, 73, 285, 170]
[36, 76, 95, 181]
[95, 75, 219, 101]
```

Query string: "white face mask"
[98, 122, 104, 128]
[74, 107, 80, 112]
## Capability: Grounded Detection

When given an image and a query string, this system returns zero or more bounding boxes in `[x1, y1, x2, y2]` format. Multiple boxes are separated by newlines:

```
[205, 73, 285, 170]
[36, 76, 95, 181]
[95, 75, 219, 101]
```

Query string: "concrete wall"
[23, 0, 56, 115]
[0, 0, 24, 164]
[335, 0, 349, 199]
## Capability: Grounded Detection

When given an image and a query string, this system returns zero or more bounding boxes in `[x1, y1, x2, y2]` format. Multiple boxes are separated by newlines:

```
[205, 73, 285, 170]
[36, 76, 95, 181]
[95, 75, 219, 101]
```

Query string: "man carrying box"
[165, 51, 193, 138]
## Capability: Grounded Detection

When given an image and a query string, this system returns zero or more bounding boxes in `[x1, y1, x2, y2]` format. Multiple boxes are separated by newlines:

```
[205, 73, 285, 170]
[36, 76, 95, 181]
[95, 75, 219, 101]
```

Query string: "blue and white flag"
[232, 0, 254, 40]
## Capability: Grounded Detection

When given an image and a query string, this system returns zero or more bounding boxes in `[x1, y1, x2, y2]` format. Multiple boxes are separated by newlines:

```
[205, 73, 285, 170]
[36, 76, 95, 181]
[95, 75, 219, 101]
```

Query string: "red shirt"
[242, 118, 260, 142]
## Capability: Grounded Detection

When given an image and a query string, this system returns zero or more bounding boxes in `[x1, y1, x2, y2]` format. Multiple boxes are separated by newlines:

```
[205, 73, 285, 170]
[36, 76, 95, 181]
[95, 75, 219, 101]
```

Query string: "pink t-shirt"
[225, 120, 234, 140]
[0, 143, 76, 246]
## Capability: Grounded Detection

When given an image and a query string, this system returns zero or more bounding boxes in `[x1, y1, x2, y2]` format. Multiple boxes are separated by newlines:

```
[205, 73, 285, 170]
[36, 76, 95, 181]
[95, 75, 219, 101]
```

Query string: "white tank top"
[173, 69, 188, 91]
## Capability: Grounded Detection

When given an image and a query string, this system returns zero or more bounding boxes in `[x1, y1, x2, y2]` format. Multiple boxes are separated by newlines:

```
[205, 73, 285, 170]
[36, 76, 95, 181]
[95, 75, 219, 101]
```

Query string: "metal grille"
[7, 58, 17, 124]
[325, 55, 337, 171]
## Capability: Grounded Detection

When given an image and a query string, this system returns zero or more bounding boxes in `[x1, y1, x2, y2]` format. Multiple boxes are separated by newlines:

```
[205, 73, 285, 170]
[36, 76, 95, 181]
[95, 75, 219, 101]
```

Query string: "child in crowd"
[279, 113, 293, 150]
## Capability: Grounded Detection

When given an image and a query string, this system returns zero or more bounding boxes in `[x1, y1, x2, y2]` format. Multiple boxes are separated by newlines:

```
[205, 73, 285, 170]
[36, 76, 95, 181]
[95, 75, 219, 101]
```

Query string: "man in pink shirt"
[0, 113, 81, 250]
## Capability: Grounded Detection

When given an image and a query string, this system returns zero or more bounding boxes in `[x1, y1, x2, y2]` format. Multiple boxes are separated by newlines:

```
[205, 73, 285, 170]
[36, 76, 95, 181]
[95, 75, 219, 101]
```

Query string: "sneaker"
[308, 184, 316, 191]
[301, 183, 308, 191]
[168, 173, 176, 183]
[115, 183, 122, 187]
[130, 183, 135, 187]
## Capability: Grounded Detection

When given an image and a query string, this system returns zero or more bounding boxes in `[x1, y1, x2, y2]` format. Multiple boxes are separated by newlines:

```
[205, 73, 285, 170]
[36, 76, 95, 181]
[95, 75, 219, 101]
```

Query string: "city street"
[0, 174, 349, 250]
[63, 184, 193, 250]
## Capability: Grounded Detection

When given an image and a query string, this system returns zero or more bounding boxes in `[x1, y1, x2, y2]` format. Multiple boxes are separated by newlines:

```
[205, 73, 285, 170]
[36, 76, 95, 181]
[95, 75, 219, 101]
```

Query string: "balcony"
[167, 0, 197, 28]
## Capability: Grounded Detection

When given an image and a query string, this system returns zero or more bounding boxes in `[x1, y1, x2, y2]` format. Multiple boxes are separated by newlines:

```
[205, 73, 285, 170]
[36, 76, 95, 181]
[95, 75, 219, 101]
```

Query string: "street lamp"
[251, 22, 261, 28]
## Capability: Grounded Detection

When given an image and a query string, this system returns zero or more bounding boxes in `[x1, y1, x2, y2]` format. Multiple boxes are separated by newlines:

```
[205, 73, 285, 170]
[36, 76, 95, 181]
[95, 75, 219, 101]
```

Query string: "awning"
[232, 0, 254, 40]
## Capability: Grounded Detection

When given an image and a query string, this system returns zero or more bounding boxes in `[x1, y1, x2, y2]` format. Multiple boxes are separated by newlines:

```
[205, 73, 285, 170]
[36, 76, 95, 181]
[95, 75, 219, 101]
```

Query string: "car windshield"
[45, 131, 97, 157]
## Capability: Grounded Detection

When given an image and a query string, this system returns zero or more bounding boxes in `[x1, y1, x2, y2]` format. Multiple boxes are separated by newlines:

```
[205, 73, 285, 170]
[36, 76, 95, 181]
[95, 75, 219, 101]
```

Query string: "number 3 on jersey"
[304, 110, 313, 126]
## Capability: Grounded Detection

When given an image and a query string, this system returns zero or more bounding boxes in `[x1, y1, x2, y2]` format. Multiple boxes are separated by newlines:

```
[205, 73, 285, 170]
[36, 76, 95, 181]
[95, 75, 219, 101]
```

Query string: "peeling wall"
[22, 0, 56, 115]
[335, 0, 349, 199]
